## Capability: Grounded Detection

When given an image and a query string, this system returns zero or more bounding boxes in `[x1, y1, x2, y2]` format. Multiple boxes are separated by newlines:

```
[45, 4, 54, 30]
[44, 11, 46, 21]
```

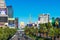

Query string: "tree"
[0, 27, 17, 40]
[55, 20, 59, 28]
[52, 17, 55, 27]
[39, 24, 45, 32]
[24, 26, 30, 35]
[47, 22, 52, 28]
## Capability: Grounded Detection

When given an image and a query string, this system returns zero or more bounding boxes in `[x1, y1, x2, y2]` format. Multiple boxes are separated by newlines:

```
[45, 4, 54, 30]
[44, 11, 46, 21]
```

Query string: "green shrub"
[0, 27, 17, 40]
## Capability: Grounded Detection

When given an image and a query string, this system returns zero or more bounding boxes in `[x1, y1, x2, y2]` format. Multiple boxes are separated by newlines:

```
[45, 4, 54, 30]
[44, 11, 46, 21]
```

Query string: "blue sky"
[5, 0, 60, 24]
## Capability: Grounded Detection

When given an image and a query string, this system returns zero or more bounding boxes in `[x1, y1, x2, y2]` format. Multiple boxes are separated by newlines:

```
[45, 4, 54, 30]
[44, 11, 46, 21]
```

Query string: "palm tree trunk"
[46, 32, 48, 38]
[44, 32, 46, 37]
[52, 36, 54, 40]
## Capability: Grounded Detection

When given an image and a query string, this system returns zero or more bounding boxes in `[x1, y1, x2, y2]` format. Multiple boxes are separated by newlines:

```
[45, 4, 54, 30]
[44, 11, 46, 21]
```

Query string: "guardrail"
[9, 35, 18, 40]
[23, 35, 32, 40]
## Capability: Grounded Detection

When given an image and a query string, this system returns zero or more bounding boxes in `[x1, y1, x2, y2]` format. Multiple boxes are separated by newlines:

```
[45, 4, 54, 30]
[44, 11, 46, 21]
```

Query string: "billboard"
[8, 24, 15, 27]
[8, 20, 15, 27]
[0, 8, 7, 15]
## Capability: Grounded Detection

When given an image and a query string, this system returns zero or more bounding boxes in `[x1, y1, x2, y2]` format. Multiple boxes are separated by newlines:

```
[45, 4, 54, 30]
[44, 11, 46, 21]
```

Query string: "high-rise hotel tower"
[0, 0, 8, 27]
[38, 14, 49, 24]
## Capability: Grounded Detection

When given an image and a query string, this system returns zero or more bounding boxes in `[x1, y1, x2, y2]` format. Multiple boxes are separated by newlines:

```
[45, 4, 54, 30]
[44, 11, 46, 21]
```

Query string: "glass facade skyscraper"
[7, 6, 13, 18]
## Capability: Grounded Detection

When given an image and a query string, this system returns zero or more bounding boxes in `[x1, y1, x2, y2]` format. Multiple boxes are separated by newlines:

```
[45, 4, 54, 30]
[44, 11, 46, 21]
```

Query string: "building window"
[0, 17, 7, 22]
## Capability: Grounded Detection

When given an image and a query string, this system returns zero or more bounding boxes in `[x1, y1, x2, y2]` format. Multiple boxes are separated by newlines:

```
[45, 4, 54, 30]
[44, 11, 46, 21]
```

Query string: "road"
[10, 30, 32, 40]
[10, 30, 60, 40]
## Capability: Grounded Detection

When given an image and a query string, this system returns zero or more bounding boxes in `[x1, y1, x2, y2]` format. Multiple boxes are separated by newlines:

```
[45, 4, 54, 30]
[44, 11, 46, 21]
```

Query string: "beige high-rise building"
[0, 0, 6, 8]
[20, 22, 25, 28]
[0, 0, 8, 27]
[38, 14, 49, 24]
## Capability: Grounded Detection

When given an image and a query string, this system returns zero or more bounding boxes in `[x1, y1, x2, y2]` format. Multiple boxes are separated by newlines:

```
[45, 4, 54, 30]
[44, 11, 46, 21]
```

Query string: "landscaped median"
[0, 27, 17, 40]
[24, 22, 60, 40]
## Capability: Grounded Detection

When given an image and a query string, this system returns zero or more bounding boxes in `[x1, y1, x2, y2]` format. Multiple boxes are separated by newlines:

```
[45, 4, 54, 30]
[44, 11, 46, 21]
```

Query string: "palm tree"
[55, 20, 59, 28]
[47, 22, 52, 29]
[39, 24, 48, 38]
[43, 27, 48, 37]
[48, 27, 55, 40]
[39, 24, 45, 33]
[24, 26, 30, 35]
[52, 17, 55, 27]
[46, 22, 53, 38]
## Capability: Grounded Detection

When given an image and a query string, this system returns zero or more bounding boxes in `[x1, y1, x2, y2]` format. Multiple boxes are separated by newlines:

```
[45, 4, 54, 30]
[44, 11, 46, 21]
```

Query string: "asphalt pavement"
[10, 30, 32, 40]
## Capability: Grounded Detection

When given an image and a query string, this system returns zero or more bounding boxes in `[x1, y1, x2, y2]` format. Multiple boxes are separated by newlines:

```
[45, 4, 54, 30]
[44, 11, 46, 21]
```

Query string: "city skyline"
[5, 0, 60, 24]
